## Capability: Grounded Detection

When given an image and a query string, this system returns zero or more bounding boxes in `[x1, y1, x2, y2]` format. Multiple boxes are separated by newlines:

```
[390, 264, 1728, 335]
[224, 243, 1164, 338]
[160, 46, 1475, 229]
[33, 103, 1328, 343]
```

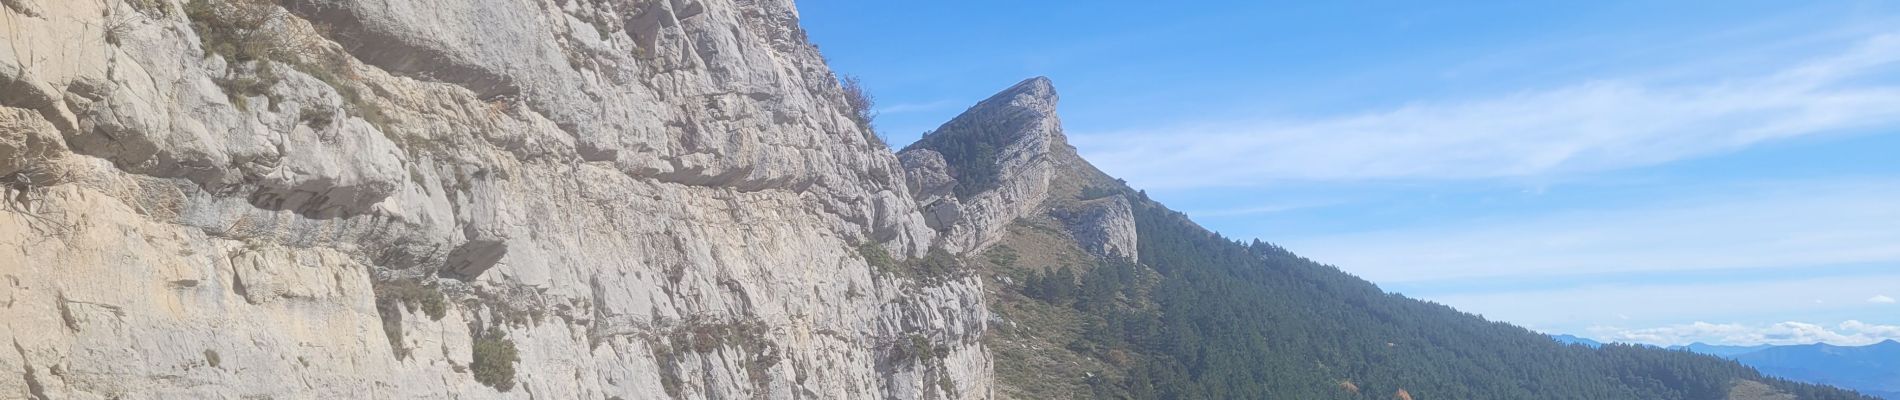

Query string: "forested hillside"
[908, 78, 1878, 400]
[997, 183, 1874, 399]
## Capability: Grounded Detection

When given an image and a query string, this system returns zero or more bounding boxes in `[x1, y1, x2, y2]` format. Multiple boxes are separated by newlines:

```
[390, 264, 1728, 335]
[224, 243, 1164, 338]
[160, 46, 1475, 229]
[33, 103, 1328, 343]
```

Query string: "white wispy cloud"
[1072, 34, 1900, 189]
[1871, 295, 1898, 304]
[1591, 320, 1900, 346]
[1426, 270, 1900, 339]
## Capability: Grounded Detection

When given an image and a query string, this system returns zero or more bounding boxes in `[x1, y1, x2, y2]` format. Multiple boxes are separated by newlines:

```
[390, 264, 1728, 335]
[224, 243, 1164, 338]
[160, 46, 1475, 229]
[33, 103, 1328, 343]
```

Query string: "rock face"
[898, 77, 1135, 263]
[900, 77, 1140, 400]
[899, 149, 962, 231]
[0, 0, 986, 398]
[1055, 195, 1137, 261]
[898, 78, 1064, 254]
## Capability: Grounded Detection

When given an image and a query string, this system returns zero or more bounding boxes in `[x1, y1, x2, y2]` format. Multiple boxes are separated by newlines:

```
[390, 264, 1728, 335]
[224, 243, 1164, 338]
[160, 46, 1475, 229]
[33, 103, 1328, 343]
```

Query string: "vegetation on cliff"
[964, 168, 1875, 399]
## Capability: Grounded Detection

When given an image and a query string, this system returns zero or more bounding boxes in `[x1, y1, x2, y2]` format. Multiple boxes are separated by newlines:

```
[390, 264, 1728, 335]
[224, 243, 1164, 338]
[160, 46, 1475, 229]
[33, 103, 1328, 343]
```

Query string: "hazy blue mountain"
[1550, 334, 1603, 348]
[1734, 340, 1900, 399]
[1673, 342, 1777, 358]
[1668, 340, 1900, 399]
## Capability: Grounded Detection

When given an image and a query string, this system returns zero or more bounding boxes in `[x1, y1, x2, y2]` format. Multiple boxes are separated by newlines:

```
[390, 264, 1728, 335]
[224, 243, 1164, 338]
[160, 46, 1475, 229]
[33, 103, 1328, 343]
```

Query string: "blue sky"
[800, 1, 1900, 346]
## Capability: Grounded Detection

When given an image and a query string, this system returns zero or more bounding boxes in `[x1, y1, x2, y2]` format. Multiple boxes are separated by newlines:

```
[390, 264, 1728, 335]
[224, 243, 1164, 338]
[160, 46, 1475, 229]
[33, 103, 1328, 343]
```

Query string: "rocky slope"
[899, 77, 1135, 261]
[898, 77, 1142, 400]
[0, 0, 987, 398]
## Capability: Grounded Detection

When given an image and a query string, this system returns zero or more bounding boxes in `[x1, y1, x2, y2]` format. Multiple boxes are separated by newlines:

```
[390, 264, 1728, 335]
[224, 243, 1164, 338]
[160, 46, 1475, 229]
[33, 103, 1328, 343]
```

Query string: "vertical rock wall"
[0, 0, 988, 398]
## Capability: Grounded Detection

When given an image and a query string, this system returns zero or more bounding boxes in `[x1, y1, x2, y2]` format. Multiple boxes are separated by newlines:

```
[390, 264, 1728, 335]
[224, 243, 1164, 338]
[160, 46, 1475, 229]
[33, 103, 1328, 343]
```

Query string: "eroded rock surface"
[0, 0, 985, 398]
[1055, 195, 1137, 261]
[899, 78, 1064, 254]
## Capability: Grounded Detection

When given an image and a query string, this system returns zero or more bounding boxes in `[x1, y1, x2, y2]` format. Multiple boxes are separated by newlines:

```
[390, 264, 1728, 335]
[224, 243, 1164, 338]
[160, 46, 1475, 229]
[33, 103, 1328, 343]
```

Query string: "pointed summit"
[903, 76, 1066, 199]
[899, 77, 1075, 252]
[898, 77, 1136, 259]
[980, 76, 1058, 110]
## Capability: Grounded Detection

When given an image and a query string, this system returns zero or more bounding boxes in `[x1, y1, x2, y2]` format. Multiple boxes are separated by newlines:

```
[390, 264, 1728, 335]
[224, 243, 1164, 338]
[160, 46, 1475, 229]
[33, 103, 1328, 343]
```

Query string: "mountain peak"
[989, 76, 1057, 104]
[901, 77, 1069, 200]
[906, 76, 1063, 155]
[1550, 334, 1603, 348]
[899, 77, 1123, 254]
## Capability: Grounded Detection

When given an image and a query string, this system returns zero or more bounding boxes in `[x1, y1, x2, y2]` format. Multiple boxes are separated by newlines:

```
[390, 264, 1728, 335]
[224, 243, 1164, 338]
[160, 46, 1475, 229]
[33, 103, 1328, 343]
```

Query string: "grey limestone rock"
[0, 0, 986, 398]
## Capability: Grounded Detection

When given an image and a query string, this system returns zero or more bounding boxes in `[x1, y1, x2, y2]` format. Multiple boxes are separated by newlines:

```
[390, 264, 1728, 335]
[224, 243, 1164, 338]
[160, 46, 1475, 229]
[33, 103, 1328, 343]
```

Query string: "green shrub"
[857, 241, 896, 271]
[374, 279, 446, 320]
[299, 106, 334, 130]
[985, 245, 1019, 267]
[185, 0, 283, 62]
[371, 278, 447, 359]
[471, 328, 520, 391]
[909, 247, 962, 280]
[839, 74, 881, 146]
[214, 62, 281, 111]
[908, 334, 937, 361]
[186, 0, 393, 131]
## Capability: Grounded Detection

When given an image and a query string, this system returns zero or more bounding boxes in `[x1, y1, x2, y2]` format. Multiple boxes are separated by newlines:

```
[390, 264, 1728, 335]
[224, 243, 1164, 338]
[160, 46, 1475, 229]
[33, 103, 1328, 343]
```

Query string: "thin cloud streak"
[1072, 34, 1900, 189]
[1591, 321, 1900, 346]
[1425, 272, 1900, 341]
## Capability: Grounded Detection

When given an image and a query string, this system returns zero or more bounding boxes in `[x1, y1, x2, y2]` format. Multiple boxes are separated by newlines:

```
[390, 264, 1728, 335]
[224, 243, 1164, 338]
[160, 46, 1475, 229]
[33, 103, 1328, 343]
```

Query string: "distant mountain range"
[1551, 335, 1900, 399]
[1674, 342, 1778, 358]
[1724, 340, 1900, 400]
[1551, 334, 1603, 348]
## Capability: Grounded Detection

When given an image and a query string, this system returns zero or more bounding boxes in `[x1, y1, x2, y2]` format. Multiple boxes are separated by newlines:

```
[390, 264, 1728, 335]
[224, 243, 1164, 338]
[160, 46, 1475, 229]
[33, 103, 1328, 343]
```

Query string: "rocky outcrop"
[898, 77, 1064, 254]
[1055, 195, 1137, 261]
[899, 149, 961, 231]
[0, 0, 985, 398]
[898, 77, 1138, 264]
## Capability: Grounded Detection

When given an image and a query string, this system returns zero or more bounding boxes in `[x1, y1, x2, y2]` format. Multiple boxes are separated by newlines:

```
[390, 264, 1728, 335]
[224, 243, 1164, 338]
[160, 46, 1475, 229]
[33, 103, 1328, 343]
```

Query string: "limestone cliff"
[0, 0, 986, 398]
[899, 77, 1135, 261]
[899, 77, 1137, 400]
